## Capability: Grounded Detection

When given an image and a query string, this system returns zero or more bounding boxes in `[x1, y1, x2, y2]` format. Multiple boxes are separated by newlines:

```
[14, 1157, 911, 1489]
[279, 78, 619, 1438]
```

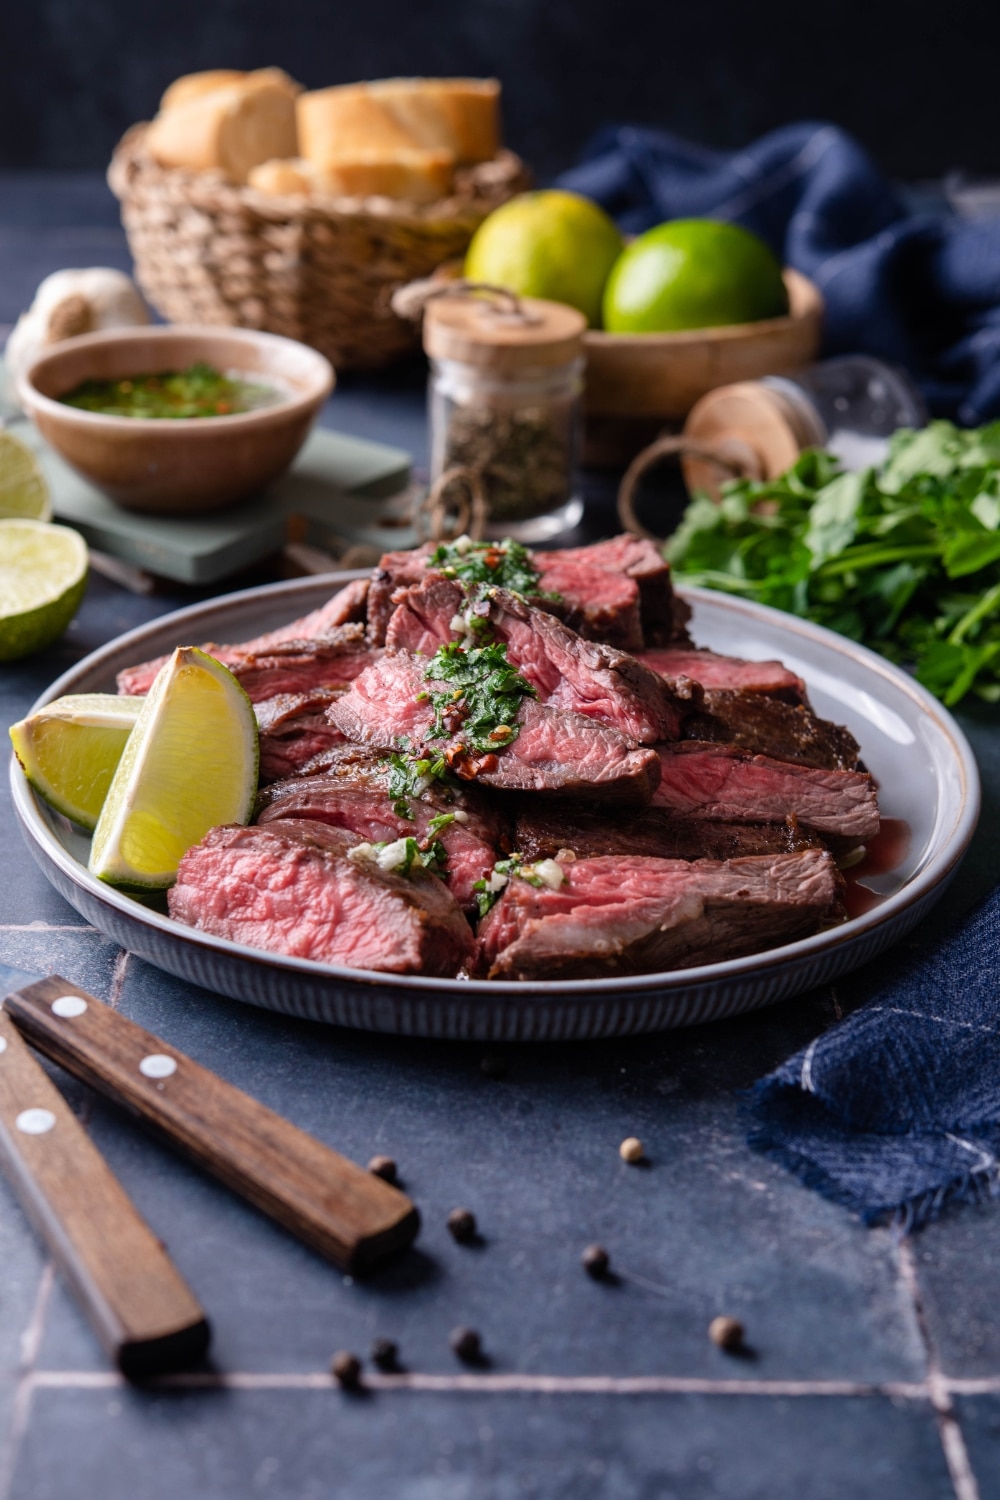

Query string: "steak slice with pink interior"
[386, 575, 690, 743]
[256, 764, 509, 911]
[116, 578, 371, 696]
[327, 652, 661, 804]
[367, 547, 434, 645]
[636, 647, 807, 704]
[477, 848, 842, 980]
[514, 803, 823, 864]
[226, 628, 381, 703]
[168, 819, 473, 977]
[652, 742, 879, 847]
[683, 689, 861, 771]
[536, 534, 684, 644]
[255, 690, 348, 783]
[530, 556, 644, 651]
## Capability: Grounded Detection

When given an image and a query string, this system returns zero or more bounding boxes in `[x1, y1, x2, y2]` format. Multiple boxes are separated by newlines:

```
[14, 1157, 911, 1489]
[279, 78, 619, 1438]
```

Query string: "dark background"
[2, 0, 998, 181]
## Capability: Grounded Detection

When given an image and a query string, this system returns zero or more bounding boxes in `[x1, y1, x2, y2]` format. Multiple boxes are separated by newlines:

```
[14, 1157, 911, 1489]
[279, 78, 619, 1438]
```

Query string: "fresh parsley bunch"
[666, 421, 1000, 706]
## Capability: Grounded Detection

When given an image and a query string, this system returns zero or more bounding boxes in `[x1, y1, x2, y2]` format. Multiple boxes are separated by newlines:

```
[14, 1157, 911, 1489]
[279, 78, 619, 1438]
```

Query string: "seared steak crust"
[536, 535, 682, 644]
[327, 652, 662, 804]
[255, 690, 347, 784]
[169, 820, 473, 976]
[477, 848, 843, 980]
[684, 689, 861, 771]
[514, 803, 823, 864]
[385, 575, 691, 743]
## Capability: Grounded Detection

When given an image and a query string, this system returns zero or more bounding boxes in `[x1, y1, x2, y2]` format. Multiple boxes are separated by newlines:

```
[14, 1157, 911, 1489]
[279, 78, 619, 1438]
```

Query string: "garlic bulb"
[4, 269, 150, 407]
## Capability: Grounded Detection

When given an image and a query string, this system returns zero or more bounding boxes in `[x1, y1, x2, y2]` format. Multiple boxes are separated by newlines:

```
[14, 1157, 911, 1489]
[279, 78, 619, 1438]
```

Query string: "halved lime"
[89, 647, 259, 889]
[0, 519, 88, 661]
[10, 694, 145, 831]
[0, 431, 52, 521]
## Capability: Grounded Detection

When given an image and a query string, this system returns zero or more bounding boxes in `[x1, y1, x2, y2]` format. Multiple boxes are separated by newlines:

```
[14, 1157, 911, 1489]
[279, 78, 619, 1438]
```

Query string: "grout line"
[0, 1264, 55, 1500]
[28, 1369, 930, 1398]
[107, 950, 130, 1010]
[898, 1239, 981, 1500]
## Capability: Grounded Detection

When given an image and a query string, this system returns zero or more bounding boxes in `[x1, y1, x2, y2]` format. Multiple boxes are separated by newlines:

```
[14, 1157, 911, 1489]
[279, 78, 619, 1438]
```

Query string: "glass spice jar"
[423, 289, 586, 542]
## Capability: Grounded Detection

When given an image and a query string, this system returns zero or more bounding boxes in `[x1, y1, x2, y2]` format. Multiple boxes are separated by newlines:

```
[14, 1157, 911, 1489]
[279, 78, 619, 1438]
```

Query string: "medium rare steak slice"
[514, 803, 823, 864]
[255, 690, 348, 783]
[116, 579, 371, 696]
[169, 820, 473, 976]
[367, 546, 434, 645]
[536, 534, 685, 644]
[636, 647, 806, 703]
[529, 557, 644, 651]
[328, 653, 661, 804]
[652, 742, 879, 845]
[477, 848, 842, 980]
[684, 690, 861, 771]
[256, 767, 508, 910]
[386, 575, 690, 743]
[226, 628, 381, 703]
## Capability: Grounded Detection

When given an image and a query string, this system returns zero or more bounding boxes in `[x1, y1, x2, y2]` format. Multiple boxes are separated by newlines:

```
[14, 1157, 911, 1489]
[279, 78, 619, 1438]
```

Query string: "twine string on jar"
[617, 433, 760, 543]
[390, 277, 543, 329]
[414, 464, 491, 542]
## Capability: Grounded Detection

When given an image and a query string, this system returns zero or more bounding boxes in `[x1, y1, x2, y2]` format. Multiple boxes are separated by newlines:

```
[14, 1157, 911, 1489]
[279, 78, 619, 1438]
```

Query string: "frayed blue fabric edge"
[742, 1091, 1000, 1234]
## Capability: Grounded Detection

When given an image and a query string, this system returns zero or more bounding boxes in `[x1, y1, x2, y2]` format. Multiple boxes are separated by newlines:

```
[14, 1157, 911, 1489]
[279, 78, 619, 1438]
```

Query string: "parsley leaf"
[423, 641, 537, 754]
[429, 536, 560, 601]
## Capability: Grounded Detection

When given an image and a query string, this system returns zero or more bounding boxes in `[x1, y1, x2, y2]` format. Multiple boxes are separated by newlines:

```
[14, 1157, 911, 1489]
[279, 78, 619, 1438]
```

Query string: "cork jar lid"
[423, 291, 586, 371]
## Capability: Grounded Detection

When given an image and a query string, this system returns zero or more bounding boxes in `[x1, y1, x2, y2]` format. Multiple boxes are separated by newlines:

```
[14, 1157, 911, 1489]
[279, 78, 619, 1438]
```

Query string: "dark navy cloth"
[557, 121, 1000, 425]
[746, 886, 1000, 1229]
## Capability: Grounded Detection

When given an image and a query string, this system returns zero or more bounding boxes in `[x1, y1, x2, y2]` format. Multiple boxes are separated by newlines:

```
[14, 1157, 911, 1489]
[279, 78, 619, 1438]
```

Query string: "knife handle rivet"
[16, 1108, 56, 1135]
[139, 1055, 177, 1080]
[52, 996, 88, 1019]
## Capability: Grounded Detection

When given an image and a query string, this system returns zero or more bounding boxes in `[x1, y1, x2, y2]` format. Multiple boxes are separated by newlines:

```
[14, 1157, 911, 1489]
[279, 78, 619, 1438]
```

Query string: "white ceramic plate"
[10, 575, 980, 1040]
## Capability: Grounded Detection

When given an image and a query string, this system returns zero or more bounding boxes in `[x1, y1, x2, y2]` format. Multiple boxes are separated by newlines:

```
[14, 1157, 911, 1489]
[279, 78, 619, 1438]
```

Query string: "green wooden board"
[6, 415, 413, 585]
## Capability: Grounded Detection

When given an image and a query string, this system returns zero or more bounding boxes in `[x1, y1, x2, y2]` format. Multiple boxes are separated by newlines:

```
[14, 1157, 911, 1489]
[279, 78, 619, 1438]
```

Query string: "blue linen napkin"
[745, 885, 1000, 1230]
[556, 121, 1000, 425]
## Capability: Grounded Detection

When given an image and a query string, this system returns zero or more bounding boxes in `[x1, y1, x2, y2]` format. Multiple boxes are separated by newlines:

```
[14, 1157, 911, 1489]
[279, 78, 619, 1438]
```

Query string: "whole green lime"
[602, 219, 789, 334]
[465, 190, 624, 327]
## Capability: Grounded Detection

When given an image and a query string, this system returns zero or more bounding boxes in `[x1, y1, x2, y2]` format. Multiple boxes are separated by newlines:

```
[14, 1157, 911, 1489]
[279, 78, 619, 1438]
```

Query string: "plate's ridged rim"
[9, 576, 981, 1037]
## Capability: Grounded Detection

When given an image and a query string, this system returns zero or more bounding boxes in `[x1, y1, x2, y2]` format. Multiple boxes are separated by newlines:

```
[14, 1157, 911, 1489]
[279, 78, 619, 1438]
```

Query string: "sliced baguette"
[298, 78, 500, 168]
[146, 75, 299, 183]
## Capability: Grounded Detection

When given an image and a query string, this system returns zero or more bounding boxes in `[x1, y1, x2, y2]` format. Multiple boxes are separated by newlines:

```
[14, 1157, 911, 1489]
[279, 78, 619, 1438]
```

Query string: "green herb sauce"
[423, 640, 537, 755]
[59, 361, 281, 419]
[429, 537, 560, 602]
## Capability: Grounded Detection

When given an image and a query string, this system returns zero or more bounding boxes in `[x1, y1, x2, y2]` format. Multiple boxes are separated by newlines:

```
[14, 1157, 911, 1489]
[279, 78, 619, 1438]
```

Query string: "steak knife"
[0, 963, 420, 1285]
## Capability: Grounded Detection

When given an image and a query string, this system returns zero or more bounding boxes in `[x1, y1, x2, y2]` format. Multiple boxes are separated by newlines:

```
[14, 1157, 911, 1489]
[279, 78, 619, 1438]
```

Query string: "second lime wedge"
[10, 693, 145, 831]
[89, 647, 259, 890]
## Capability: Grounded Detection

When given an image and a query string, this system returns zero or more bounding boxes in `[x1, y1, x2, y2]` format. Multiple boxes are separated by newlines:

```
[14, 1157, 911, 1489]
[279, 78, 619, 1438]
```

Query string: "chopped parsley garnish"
[423, 641, 537, 754]
[429, 536, 560, 602]
[426, 811, 457, 838]
[386, 750, 452, 817]
[472, 853, 567, 917]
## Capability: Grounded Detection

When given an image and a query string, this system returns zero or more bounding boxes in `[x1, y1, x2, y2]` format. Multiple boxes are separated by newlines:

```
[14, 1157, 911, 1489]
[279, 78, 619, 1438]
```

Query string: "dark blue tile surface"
[1, 171, 999, 1500]
[9, 1390, 957, 1500]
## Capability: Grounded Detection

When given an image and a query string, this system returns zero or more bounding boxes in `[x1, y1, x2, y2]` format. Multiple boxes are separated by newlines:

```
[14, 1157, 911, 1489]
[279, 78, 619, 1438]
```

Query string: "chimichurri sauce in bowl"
[59, 362, 280, 419]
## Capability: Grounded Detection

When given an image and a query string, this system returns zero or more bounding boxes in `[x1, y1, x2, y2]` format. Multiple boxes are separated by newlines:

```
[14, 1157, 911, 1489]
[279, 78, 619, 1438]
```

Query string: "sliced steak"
[255, 690, 348, 784]
[227, 628, 381, 703]
[514, 803, 824, 864]
[367, 546, 434, 645]
[636, 647, 807, 704]
[652, 742, 879, 846]
[531, 556, 644, 651]
[537, 534, 683, 644]
[477, 848, 842, 980]
[684, 690, 861, 771]
[116, 579, 371, 696]
[256, 766, 509, 910]
[168, 819, 473, 977]
[328, 652, 661, 804]
[386, 575, 690, 743]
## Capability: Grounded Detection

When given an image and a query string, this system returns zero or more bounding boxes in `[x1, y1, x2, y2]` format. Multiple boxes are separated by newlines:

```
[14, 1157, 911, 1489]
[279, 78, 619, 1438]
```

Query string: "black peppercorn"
[449, 1326, 482, 1362]
[367, 1155, 398, 1183]
[582, 1244, 610, 1278]
[331, 1351, 363, 1388]
[709, 1316, 745, 1352]
[447, 1207, 478, 1243]
[371, 1337, 399, 1371]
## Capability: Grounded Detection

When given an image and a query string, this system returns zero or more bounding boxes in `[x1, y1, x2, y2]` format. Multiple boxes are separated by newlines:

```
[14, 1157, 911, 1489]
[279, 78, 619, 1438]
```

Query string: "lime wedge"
[90, 647, 259, 890]
[0, 519, 88, 661]
[10, 693, 145, 831]
[0, 430, 52, 521]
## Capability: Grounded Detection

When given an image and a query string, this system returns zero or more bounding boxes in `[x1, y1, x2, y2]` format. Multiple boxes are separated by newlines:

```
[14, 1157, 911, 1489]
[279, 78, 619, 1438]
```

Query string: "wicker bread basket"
[108, 124, 530, 371]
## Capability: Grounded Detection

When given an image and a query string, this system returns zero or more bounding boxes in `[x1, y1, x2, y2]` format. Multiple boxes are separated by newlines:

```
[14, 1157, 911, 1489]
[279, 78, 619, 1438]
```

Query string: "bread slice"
[298, 78, 500, 167]
[146, 75, 299, 183]
[247, 157, 318, 195]
[160, 67, 300, 112]
[248, 149, 455, 204]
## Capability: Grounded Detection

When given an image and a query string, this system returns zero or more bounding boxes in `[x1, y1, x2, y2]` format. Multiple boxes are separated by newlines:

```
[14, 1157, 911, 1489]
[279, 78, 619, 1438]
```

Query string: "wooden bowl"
[582, 269, 823, 463]
[17, 325, 334, 514]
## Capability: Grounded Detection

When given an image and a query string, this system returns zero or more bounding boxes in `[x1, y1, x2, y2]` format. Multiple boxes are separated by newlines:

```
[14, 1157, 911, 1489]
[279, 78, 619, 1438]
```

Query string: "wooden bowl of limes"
[583, 268, 824, 462]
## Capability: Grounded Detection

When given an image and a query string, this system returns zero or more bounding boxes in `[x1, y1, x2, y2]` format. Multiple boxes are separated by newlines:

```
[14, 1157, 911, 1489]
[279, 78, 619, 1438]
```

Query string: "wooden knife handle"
[4, 978, 420, 1273]
[0, 1010, 210, 1377]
